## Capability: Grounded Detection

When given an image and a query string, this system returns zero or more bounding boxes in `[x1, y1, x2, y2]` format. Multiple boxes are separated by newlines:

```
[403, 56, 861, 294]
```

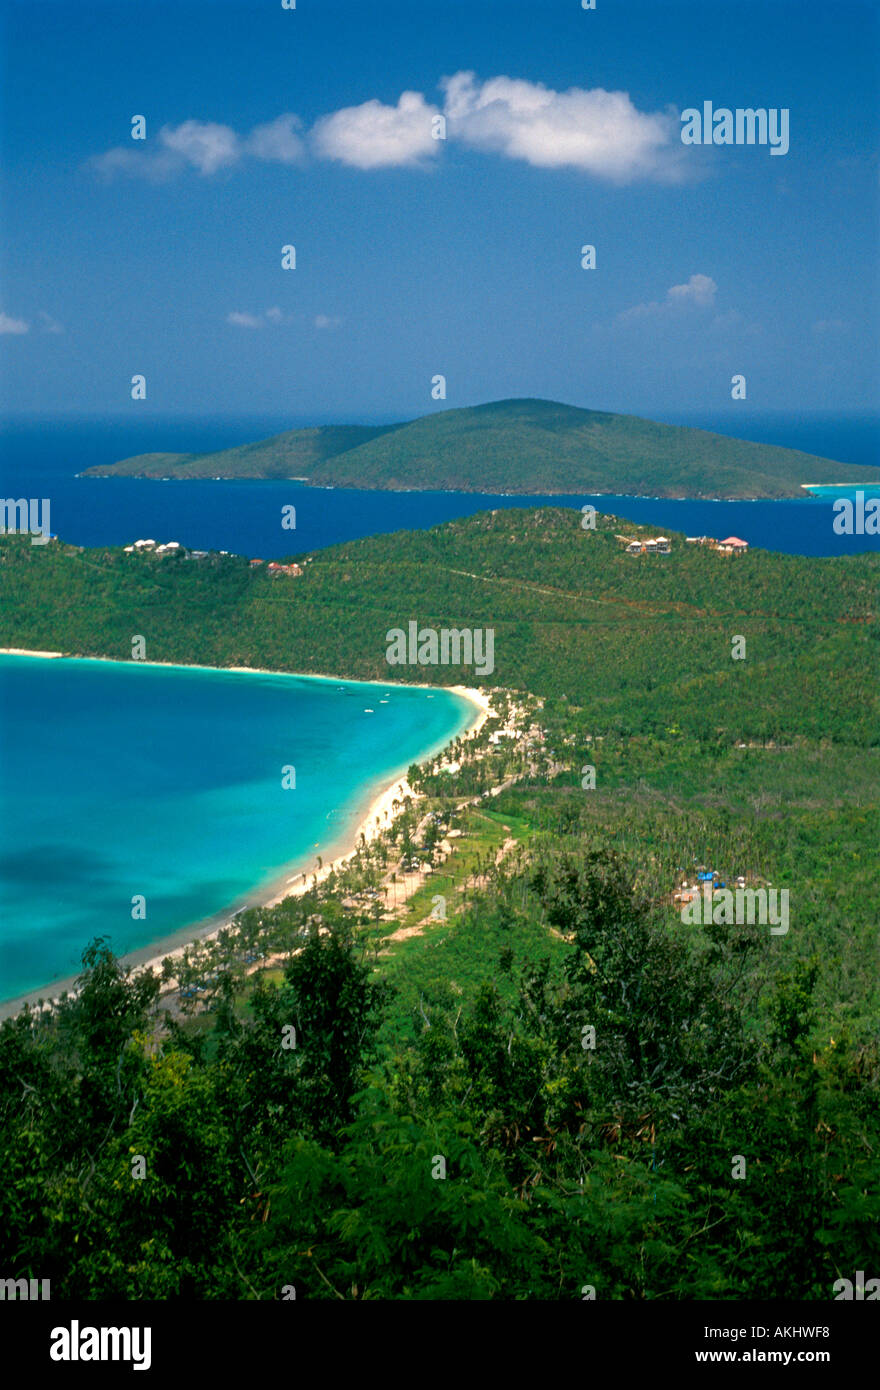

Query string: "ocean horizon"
[0, 654, 475, 1004]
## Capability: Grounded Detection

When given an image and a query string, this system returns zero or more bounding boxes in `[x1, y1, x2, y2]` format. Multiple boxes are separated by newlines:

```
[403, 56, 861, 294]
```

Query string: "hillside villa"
[716, 536, 749, 554]
[617, 534, 672, 555]
[685, 535, 750, 554]
[124, 539, 184, 556]
[266, 561, 303, 577]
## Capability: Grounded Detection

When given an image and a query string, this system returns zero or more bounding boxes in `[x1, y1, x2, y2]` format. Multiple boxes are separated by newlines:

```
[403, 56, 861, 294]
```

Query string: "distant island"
[80, 398, 880, 500]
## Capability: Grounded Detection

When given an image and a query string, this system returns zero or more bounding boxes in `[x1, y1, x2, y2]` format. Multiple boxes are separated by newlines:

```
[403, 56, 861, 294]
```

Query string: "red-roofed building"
[266, 561, 303, 577]
[717, 536, 749, 554]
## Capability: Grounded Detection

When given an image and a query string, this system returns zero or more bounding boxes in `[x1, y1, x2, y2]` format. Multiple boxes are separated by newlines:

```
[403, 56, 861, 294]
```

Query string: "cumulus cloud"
[0, 312, 29, 334]
[440, 71, 684, 182]
[90, 121, 240, 180]
[38, 312, 64, 334]
[247, 114, 306, 166]
[311, 91, 441, 169]
[87, 75, 693, 183]
[160, 120, 241, 174]
[618, 274, 718, 323]
[666, 273, 717, 308]
[314, 314, 342, 329]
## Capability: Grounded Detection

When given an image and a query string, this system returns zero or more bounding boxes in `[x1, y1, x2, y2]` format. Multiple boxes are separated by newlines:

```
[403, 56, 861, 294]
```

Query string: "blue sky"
[1, 0, 878, 423]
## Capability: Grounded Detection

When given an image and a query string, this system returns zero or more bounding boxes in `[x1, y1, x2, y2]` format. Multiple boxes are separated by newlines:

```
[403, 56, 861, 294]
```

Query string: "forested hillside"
[1, 508, 877, 745]
[81, 398, 878, 498]
[83, 422, 401, 480]
[0, 507, 877, 1299]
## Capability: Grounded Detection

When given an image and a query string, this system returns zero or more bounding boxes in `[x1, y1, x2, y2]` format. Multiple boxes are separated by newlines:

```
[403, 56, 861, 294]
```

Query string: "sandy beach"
[0, 647, 65, 658]
[0, 653, 490, 1019]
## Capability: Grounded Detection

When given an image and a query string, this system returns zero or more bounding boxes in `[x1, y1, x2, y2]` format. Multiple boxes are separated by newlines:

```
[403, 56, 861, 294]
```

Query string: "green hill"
[84, 423, 402, 480]
[81, 398, 876, 498]
[2, 508, 876, 745]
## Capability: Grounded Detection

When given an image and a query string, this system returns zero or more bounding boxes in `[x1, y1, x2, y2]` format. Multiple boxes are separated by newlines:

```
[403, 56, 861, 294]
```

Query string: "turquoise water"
[0, 656, 474, 1002]
[800, 484, 880, 498]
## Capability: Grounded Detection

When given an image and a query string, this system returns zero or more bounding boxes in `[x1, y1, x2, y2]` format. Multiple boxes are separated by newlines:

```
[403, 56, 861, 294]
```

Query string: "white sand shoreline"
[0, 653, 490, 1018]
[0, 647, 65, 658]
[0, 649, 494, 697]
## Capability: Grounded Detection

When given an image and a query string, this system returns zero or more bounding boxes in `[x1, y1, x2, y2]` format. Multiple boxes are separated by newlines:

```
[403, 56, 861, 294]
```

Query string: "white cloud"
[440, 71, 684, 182]
[88, 146, 180, 181]
[247, 114, 305, 166]
[86, 75, 692, 184]
[314, 314, 342, 329]
[812, 318, 847, 335]
[0, 310, 64, 335]
[89, 124, 239, 181]
[667, 273, 717, 308]
[311, 91, 441, 169]
[90, 118, 275, 181]
[226, 307, 290, 328]
[159, 120, 241, 174]
[618, 273, 718, 323]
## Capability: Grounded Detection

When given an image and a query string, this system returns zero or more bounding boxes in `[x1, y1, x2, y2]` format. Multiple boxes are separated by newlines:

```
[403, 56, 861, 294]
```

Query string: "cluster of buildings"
[673, 869, 747, 905]
[617, 534, 672, 555]
[616, 533, 750, 556]
[123, 543, 306, 577]
[249, 559, 304, 578]
[123, 539, 211, 559]
[685, 535, 749, 554]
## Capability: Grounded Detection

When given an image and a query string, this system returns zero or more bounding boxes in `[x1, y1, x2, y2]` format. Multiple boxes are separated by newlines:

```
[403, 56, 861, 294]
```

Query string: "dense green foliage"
[81, 398, 877, 497]
[2, 849, 877, 1298]
[0, 504, 877, 1299]
[2, 508, 877, 746]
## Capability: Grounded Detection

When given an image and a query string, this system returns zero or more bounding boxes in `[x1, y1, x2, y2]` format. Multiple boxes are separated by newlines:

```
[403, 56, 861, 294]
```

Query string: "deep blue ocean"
[0, 657, 473, 1003]
[1, 413, 878, 558]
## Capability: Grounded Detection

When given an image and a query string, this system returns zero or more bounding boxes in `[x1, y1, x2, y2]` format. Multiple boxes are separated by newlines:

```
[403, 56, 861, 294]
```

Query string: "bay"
[0, 655, 475, 1004]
